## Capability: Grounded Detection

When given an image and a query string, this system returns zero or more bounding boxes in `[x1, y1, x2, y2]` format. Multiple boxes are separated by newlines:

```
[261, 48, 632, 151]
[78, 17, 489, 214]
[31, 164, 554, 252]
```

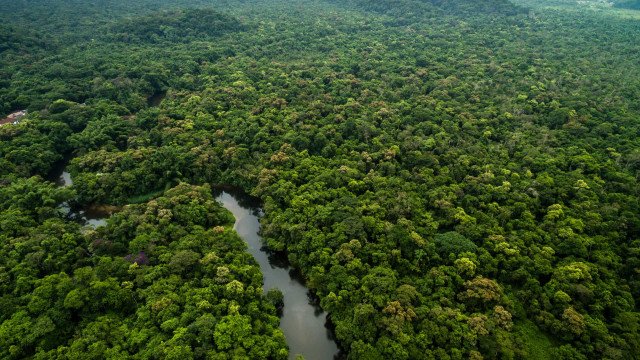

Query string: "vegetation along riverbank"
[1, 0, 639, 358]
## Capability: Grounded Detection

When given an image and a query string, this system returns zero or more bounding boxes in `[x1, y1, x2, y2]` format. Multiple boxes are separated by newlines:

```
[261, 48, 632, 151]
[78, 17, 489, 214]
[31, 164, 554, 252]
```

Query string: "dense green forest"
[1, 0, 640, 358]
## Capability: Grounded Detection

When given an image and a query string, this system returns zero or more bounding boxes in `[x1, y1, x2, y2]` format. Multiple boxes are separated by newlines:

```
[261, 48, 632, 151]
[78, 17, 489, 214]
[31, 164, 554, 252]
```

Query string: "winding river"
[215, 190, 340, 360]
[53, 167, 339, 359]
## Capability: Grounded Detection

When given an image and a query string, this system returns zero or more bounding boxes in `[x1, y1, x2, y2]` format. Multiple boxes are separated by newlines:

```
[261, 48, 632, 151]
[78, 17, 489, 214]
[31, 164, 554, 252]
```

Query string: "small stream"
[215, 190, 340, 360]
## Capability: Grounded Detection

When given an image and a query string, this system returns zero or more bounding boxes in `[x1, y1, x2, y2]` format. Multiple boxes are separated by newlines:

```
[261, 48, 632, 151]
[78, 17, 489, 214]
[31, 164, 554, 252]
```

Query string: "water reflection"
[56, 171, 73, 188]
[54, 170, 110, 228]
[215, 189, 340, 360]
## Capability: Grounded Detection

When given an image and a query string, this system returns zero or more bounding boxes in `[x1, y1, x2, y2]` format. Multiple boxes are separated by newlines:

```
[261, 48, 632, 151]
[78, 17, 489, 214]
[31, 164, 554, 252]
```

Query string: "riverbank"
[52, 165, 119, 228]
[215, 189, 341, 360]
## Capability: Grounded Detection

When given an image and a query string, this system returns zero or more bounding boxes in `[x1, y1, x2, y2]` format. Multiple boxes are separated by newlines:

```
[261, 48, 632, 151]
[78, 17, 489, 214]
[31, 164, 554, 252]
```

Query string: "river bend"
[215, 190, 339, 360]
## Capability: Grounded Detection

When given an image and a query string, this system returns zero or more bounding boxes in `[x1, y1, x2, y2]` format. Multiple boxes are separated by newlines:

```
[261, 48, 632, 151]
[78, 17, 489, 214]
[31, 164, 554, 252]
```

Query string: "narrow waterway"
[215, 190, 340, 360]
[51, 169, 338, 358]
[55, 169, 109, 227]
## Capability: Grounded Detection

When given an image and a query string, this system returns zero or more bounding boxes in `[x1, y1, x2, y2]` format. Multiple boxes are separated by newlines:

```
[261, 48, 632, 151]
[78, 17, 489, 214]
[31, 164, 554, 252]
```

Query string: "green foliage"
[110, 9, 245, 44]
[266, 288, 284, 310]
[434, 231, 477, 256]
[1, 0, 640, 359]
[513, 320, 554, 360]
[0, 183, 287, 359]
